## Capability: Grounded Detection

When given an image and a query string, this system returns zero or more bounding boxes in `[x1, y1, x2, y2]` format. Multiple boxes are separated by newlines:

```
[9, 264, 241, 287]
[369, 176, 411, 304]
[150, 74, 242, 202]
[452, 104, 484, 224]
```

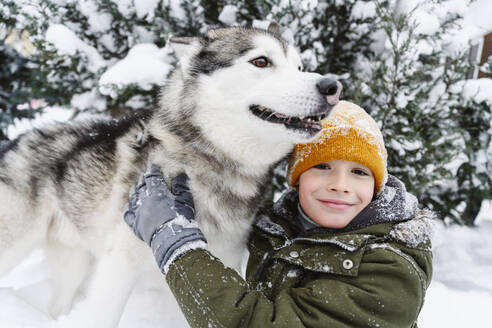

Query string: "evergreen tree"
[1, 0, 222, 119]
[348, 0, 491, 225]
[1, 0, 490, 224]
[0, 40, 37, 140]
[438, 56, 492, 225]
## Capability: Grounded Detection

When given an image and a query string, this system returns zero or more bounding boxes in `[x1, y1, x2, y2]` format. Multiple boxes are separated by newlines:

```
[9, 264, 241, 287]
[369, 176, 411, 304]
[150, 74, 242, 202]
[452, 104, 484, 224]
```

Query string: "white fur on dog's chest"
[191, 179, 257, 271]
[197, 203, 254, 269]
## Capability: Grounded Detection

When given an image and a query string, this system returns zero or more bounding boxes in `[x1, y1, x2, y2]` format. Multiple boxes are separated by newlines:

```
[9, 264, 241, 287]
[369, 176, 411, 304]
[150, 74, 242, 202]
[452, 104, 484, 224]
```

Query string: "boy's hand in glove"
[124, 164, 207, 274]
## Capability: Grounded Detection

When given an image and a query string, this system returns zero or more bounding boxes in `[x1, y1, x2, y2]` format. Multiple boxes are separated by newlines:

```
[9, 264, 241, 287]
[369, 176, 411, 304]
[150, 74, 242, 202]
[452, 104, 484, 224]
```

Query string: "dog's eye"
[250, 57, 271, 68]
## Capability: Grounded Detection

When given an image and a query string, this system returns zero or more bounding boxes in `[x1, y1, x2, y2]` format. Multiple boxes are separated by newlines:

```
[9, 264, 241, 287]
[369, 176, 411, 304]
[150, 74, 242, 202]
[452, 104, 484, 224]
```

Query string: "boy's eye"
[314, 163, 330, 170]
[353, 169, 369, 176]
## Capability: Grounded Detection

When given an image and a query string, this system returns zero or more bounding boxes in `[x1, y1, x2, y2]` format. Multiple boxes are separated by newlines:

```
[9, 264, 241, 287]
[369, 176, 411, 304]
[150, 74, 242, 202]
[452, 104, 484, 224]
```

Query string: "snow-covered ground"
[418, 206, 492, 328]
[1, 207, 491, 327]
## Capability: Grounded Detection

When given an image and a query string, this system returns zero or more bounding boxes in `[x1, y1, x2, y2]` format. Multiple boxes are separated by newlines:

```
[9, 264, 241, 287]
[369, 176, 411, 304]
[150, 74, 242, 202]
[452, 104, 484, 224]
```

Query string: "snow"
[463, 0, 492, 36]
[134, 0, 160, 20]
[165, 0, 187, 21]
[78, 0, 112, 33]
[351, 1, 376, 20]
[418, 219, 492, 328]
[0, 289, 53, 327]
[6, 106, 75, 139]
[389, 210, 435, 248]
[476, 200, 492, 225]
[419, 281, 492, 328]
[45, 24, 106, 72]
[442, 0, 492, 54]
[252, 19, 271, 30]
[1, 218, 491, 327]
[71, 89, 107, 112]
[412, 9, 441, 35]
[451, 78, 492, 104]
[218, 5, 238, 26]
[99, 43, 173, 97]
[112, 0, 133, 18]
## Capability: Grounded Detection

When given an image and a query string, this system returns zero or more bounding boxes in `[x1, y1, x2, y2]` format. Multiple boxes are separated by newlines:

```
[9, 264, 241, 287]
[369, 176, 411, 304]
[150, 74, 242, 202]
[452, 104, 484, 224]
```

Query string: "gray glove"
[124, 164, 207, 273]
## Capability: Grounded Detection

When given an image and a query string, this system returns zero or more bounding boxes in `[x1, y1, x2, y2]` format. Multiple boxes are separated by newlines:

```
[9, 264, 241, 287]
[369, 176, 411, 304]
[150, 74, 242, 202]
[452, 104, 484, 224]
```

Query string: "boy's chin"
[314, 214, 354, 229]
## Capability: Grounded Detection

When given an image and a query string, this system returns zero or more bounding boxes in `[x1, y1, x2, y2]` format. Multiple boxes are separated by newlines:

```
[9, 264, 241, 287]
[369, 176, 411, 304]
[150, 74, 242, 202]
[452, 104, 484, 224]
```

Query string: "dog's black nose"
[316, 78, 339, 96]
[316, 78, 343, 106]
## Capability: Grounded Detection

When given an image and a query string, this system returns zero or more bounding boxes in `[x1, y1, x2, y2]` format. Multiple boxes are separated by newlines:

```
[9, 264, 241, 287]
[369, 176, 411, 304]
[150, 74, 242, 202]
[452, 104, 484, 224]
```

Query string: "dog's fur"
[0, 26, 339, 327]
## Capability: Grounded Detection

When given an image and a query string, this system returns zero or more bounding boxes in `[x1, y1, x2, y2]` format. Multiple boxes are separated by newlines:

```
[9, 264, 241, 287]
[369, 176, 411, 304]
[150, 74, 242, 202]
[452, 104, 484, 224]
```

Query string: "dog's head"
[164, 25, 342, 169]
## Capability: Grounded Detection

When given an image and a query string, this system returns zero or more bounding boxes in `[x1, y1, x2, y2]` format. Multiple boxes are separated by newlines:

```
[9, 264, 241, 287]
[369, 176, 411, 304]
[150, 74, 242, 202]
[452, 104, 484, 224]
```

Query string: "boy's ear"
[168, 36, 202, 73]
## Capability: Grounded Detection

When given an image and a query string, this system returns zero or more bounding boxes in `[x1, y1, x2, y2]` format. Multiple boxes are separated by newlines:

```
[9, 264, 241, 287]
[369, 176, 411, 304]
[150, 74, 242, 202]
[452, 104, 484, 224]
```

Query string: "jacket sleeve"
[165, 244, 431, 328]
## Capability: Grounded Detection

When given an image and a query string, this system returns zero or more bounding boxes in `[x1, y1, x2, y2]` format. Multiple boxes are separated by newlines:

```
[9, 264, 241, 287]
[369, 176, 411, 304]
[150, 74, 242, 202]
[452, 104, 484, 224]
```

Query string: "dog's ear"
[267, 22, 281, 35]
[266, 22, 295, 45]
[169, 36, 202, 72]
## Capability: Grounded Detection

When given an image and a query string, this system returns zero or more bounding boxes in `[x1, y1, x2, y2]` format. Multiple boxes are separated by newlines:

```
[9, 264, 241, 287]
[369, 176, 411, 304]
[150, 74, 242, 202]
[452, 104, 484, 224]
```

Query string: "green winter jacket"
[166, 177, 434, 328]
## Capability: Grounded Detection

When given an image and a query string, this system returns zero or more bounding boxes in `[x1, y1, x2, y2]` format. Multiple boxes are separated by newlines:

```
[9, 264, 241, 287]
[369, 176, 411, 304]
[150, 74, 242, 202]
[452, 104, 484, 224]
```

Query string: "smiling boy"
[297, 160, 375, 228]
[125, 101, 434, 328]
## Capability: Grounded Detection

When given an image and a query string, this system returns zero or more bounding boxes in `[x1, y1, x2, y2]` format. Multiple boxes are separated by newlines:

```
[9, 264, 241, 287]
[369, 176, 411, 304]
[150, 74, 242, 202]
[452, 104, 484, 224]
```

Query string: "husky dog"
[0, 25, 341, 327]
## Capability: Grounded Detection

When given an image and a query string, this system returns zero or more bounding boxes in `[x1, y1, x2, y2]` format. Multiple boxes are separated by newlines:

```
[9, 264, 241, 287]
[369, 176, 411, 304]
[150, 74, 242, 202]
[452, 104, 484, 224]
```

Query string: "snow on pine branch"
[99, 43, 174, 98]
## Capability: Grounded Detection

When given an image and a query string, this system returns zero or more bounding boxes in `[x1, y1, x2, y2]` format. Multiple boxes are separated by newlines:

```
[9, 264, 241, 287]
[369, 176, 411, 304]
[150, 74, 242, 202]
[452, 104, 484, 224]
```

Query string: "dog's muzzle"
[249, 78, 343, 135]
[249, 105, 328, 134]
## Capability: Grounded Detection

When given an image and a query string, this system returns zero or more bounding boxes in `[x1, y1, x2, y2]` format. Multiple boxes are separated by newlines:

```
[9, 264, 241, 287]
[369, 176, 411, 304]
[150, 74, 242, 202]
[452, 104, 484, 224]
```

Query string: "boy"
[124, 101, 434, 327]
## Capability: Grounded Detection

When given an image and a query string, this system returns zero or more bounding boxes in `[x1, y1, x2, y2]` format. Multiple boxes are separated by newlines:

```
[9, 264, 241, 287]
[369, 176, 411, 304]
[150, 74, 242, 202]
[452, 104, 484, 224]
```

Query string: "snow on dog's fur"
[0, 25, 341, 327]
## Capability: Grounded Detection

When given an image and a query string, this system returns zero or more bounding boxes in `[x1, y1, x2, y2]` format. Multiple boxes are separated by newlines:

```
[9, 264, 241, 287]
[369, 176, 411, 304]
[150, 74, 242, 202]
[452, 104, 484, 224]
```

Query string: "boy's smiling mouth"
[318, 198, 354, 210]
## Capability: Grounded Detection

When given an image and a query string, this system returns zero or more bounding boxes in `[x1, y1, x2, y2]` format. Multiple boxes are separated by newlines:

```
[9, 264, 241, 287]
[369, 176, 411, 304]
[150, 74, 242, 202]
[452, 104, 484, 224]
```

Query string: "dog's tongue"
[326, 81, 343, 106]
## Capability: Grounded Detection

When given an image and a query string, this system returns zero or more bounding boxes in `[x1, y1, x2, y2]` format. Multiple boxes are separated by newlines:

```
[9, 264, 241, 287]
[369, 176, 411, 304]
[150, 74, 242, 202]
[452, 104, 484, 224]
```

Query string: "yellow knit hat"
[287, 100, 388, 194]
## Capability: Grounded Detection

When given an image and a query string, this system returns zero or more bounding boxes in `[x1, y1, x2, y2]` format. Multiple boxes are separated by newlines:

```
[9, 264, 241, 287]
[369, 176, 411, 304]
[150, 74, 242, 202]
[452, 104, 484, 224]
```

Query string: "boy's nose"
[326, 172, 350, 193]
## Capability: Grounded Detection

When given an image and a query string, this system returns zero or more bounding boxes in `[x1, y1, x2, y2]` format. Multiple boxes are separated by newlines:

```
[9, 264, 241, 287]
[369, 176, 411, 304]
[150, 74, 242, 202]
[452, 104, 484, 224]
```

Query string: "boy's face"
[298, 160, 375, 228]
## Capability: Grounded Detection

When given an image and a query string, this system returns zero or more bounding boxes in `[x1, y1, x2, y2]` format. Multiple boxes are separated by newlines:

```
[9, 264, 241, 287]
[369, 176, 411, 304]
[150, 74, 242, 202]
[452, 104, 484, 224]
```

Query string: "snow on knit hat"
[287, 100, 388, 194]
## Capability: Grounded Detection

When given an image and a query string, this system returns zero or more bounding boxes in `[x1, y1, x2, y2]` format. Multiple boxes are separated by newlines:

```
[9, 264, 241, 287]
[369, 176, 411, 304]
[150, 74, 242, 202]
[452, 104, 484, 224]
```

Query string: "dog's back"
[0, 112, 152, 277]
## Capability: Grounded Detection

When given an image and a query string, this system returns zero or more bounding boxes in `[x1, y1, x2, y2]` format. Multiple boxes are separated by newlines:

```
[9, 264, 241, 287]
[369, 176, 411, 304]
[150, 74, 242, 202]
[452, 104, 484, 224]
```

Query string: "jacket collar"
[254, 214, 373, 251]
[258, 174, 418, 239]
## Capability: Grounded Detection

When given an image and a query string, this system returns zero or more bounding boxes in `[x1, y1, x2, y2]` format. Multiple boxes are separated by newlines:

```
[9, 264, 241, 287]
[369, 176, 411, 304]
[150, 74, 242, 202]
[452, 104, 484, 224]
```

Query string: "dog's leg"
[45, 241, 92, 318]
[0, 185, 48, 278]
[55, 223, 150, 328]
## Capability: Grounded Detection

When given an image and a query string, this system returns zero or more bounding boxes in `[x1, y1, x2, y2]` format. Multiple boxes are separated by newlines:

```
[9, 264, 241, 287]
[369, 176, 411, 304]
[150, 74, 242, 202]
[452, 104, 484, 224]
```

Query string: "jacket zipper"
[291, 237, 358, 252]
